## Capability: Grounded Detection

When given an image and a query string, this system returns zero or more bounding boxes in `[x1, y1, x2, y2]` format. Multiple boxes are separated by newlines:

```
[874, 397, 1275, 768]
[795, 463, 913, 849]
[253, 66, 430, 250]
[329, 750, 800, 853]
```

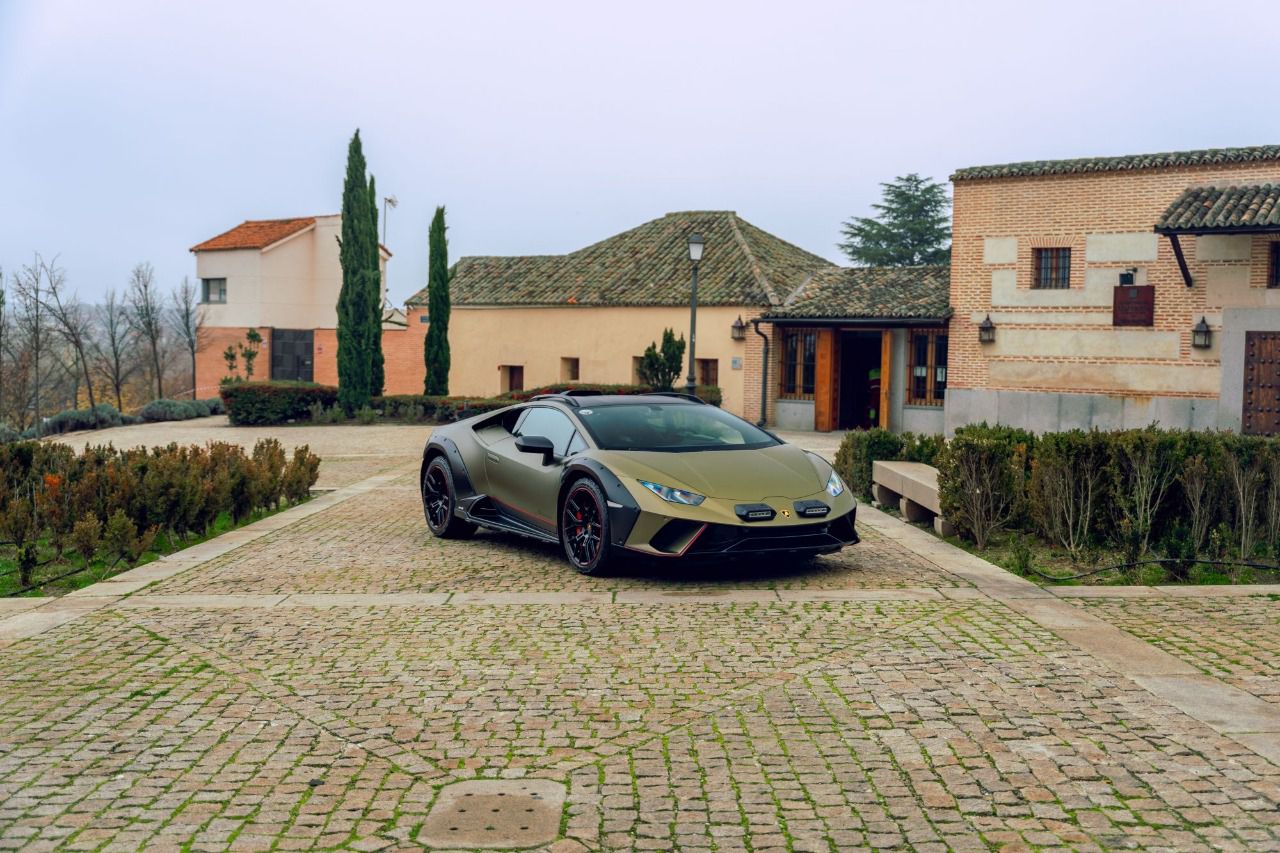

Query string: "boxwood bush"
[221, 382, 340, 426]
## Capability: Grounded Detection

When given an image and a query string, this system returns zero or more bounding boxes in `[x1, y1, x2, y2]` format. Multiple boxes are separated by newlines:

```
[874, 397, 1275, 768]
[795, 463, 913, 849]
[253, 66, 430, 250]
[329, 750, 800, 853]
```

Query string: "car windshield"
[576, 403, 779, 452]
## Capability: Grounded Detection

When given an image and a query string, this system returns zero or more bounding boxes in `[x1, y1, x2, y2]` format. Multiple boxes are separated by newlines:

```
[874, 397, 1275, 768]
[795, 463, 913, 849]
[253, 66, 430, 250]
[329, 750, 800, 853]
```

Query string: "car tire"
[422, 457, 477, 539]
[561, 478, 612, 575]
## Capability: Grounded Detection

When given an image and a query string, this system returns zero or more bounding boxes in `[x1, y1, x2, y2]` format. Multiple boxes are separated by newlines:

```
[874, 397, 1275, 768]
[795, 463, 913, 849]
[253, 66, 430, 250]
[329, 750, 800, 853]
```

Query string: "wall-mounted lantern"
[1192, 316, 1213, 349]
[1118, 267, 1138, 286]
[730, 315, 747, 341]
[978, 314, 997, 344]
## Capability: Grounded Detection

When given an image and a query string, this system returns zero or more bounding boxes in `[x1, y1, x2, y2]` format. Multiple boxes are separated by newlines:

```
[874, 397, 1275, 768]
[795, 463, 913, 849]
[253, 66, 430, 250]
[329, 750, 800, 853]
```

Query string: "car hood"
[597, 443, 829, 500]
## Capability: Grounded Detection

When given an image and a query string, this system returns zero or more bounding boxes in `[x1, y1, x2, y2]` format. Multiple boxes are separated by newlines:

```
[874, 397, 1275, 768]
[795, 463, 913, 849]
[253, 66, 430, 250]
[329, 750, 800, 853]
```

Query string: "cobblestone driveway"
[4, 424, 1280, 851]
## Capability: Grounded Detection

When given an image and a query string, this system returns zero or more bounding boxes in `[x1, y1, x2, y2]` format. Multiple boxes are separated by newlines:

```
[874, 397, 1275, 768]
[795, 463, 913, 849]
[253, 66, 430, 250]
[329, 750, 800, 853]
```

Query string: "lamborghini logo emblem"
[781, 510, 790, 518]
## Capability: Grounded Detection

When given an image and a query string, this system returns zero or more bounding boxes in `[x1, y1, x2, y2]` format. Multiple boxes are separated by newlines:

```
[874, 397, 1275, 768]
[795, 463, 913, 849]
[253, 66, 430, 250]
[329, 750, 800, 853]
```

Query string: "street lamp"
[685, 233, 705, 396]
[382, 195, 398, 245]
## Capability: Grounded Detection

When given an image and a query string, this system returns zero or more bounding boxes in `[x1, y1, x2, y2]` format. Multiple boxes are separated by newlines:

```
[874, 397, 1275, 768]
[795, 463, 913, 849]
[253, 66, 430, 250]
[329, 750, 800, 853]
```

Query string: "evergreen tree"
[337, 130, 375, 412]
[423, 206, 451, 395]
[637, 328, 686, 390]
[368, 175, 385, 396]
[839, 174, 951, 267]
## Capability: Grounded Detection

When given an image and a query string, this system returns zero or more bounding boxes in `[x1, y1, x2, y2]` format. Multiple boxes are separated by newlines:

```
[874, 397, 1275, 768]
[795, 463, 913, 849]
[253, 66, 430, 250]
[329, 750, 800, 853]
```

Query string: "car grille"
[675, 509, 857, 556]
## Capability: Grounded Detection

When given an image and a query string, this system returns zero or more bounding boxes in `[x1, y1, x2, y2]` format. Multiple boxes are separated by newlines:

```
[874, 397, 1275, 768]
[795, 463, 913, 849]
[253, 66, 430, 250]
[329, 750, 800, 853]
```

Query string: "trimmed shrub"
[33, 404, 130, 436]
[201, 396, 225, 416]
[139, 399, 202, 422]
[936, 424, 1033, 549]
[833, 428, 905, 501]
[221, 382, 339, 426]
[1030, 430, 1109, 560]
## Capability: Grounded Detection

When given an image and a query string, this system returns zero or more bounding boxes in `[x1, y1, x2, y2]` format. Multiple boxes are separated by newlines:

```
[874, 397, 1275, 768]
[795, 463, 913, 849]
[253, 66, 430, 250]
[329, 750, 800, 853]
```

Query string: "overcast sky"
[2, 0, 1278, 305]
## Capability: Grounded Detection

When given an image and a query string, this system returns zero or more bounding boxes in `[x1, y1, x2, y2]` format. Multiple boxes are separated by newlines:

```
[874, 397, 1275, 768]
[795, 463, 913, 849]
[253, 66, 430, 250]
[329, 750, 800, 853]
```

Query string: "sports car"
[419, 391, 858, 573]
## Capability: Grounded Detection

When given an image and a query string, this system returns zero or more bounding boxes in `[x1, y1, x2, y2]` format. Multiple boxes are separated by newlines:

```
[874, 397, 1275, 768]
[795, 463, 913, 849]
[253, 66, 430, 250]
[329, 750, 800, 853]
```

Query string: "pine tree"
[368, 175, 385, 396]
[423, 206, 451, 396]
[337, 130, 374, 412]
[839, 174, 951, 267]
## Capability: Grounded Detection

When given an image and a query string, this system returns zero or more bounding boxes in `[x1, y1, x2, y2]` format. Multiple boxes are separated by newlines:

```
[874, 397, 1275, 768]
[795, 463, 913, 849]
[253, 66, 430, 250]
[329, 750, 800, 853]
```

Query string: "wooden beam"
[878, 330, 892, 430]
[1167, 234, 1194, 288]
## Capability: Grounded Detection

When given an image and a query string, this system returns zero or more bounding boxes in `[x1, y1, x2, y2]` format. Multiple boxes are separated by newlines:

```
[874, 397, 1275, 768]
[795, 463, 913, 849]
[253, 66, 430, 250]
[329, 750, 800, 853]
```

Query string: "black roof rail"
[648, 391, 705, 404]
[562, 388, 605, 397]
[529, 393, 580, 407]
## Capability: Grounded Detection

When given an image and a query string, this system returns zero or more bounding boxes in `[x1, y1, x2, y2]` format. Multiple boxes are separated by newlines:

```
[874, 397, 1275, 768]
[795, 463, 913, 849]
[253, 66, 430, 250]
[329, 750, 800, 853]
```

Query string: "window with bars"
[908, 331, 947, 406]
[1032, 248, 1071, 289]
[1270, 242, 1280, 289]
[779, 329, 817, 399]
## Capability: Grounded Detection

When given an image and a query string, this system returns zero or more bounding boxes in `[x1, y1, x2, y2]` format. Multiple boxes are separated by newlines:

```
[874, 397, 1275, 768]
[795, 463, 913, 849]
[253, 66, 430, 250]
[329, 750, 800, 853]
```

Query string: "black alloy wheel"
[422, 457, 476, 539]
[561, 479, 611, 574]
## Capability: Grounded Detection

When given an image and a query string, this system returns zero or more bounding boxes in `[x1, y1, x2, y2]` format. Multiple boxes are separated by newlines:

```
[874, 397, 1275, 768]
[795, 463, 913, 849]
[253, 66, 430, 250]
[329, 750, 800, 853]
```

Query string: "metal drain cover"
[419, 779, 565, 849]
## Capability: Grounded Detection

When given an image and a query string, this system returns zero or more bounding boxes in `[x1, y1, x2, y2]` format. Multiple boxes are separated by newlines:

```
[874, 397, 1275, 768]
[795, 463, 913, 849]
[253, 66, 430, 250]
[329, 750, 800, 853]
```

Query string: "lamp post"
[684, 233, 704, 396]
[382, 195, 398, 245]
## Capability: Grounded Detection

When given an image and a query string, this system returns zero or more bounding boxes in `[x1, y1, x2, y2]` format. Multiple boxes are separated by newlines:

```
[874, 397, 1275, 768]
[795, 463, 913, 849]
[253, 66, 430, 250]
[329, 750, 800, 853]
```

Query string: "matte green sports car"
[419, 392, 858, 574]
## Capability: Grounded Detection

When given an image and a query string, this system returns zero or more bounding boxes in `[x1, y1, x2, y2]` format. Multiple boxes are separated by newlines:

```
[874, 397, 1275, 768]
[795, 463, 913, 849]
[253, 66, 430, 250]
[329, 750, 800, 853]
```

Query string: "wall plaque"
[1113, 285, 1154, 326]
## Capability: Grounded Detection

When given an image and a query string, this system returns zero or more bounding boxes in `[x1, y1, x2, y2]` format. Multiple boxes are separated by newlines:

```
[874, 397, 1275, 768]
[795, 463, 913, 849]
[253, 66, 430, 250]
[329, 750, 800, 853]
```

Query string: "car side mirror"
[515, 434, 556, 464]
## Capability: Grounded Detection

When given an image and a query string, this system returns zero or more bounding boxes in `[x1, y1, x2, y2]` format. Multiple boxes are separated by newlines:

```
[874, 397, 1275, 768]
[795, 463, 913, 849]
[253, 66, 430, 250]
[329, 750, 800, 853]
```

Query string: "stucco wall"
[447, 304, 755, 416]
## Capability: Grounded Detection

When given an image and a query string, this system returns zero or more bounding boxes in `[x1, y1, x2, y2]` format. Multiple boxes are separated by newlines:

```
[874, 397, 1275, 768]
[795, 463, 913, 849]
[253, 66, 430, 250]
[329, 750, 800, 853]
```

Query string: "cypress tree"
[368, 175, 385, 396]
[337, 130, 373, 412]
[423, 206, 451, 395]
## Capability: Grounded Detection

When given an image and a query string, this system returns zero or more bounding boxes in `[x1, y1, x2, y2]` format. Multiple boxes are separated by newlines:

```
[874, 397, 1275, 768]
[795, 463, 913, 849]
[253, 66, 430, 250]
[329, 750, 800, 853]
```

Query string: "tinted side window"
[515, 407, 577, 457]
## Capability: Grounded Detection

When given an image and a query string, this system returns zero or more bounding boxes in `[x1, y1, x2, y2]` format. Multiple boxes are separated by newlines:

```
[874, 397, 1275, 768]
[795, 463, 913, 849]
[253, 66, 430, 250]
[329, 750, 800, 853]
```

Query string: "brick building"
[946, 145, 1280, 434]
[191, 215, 427, 396]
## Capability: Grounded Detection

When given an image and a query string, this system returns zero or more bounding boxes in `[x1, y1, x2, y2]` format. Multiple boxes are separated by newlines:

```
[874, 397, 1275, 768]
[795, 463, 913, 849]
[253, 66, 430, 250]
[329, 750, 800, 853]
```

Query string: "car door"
[485, 406, 581, 531]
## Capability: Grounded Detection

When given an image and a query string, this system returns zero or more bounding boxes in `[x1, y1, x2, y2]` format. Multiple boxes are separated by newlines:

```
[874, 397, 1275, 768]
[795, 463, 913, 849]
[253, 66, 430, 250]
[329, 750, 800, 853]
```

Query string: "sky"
[2, 0, 1278, 305]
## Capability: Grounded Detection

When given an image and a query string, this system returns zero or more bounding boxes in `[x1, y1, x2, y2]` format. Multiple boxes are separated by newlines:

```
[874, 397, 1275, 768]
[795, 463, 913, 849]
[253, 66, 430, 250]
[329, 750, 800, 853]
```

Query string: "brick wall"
[951, 161, 1280, 400]
[195, 326, 271, 398]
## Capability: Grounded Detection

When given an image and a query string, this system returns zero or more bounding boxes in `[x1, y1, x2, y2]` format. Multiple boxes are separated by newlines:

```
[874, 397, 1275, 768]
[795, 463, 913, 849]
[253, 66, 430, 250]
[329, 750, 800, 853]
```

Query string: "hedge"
[0, 438, 320, 589]
[833, 428, 943, 501]
[221, 382, 340, 426]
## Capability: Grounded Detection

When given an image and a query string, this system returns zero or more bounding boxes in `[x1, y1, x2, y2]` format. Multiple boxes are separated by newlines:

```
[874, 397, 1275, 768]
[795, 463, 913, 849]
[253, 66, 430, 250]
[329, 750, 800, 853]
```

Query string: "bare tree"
[169, 276, 206, 400]
[12, 255, 50, 436]
[94, 288, 137, 411]
[41, 258, 100, 424]
[127, 262, 165, 400]
[0, 270, 6, 424]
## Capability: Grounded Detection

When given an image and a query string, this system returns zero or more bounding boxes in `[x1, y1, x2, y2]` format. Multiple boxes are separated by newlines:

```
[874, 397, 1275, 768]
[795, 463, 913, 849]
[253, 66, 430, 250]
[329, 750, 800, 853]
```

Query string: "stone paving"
[2, 422, 1279, 851]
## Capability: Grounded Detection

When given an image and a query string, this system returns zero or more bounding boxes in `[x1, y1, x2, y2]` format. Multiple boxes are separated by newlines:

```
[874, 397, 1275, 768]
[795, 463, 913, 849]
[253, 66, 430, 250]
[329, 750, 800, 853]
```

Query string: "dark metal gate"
[1243, 331, 1280, 434]
[270, 329, 314, 382]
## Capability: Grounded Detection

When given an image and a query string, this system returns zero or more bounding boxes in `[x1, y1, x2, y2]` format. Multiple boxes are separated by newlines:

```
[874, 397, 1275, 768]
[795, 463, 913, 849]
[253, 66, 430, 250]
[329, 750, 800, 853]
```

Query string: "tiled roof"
[952, 145, 1280, 182]
[190, 217, 317, 252]
[1155, 184, 1280, 233]
[408, 211, 835, 307]
[762, 265, 950, 320]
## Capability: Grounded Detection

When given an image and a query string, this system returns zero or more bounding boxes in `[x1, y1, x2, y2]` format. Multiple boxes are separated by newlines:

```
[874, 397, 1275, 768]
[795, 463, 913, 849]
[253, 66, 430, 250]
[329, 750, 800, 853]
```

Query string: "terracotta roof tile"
[763, 265, 950, 321]
[1155, 184, 1280, 233]
[407, 211, 835, 308]
[190, 217, 317, 252]
[952, 145, 1280, 182]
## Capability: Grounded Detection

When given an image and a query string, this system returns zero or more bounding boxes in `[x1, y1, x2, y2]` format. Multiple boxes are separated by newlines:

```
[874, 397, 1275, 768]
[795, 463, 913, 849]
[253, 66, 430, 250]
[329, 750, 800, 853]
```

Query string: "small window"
[908, 330, 947, 406]
[201, 277, 227, 303]
[780, 329, 817, 399]
[1270, 242, 1280, 289]
[1032, 248, 1071, 289]
[566, 431, 588, 456]
[696, 358, 718, 387]
[560, 357, 580, 382]
[500, 365, 524, 393]
[515, 406, 576, 457]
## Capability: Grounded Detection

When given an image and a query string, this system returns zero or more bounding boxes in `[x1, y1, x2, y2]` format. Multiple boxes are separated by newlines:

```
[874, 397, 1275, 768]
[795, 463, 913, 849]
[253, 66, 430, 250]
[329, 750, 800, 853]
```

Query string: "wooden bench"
[870, 460, 955, 536]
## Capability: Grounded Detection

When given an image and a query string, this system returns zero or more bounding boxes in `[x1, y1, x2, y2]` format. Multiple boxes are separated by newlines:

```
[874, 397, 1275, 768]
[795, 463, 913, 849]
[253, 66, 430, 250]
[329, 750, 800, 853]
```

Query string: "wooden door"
[1243, 331, 1280, 434]
[814, 329, 837, 432]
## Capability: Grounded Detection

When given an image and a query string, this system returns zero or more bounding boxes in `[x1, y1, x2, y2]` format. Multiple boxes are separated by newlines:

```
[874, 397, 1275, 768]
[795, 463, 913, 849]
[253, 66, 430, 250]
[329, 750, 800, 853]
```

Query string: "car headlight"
[825, 469, 845, 497]
[638, 480, 706, 506]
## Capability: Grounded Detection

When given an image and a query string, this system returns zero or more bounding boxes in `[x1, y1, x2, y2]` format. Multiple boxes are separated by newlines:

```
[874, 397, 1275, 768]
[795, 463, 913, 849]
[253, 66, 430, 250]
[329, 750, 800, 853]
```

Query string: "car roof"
[530, 393, 703, 408]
